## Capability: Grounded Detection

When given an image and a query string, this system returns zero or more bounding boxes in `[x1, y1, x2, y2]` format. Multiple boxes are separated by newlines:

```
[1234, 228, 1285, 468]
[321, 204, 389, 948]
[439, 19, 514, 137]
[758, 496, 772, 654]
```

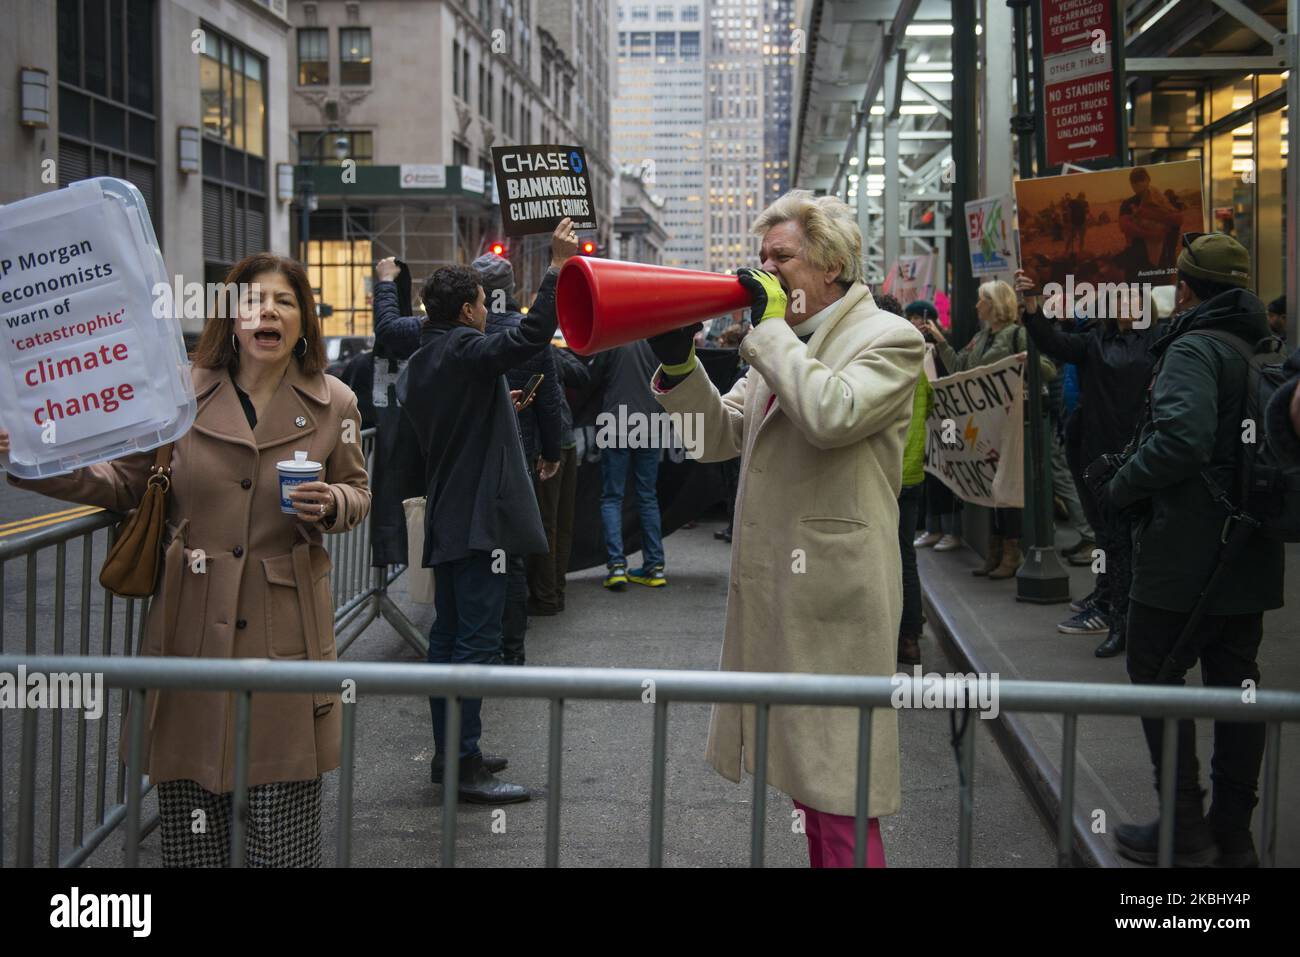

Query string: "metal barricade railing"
[0, 428, 423, 867]
[3, 656, 1297, 868]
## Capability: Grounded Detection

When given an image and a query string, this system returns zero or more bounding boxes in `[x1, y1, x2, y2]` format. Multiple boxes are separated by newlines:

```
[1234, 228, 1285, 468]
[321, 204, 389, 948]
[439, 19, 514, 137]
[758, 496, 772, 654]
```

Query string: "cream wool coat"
[654, 282, 924, 817]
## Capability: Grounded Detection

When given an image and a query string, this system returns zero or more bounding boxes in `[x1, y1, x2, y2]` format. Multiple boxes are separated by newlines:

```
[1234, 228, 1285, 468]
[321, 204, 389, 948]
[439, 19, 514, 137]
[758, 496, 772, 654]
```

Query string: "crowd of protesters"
[4, 186, 1298, 870]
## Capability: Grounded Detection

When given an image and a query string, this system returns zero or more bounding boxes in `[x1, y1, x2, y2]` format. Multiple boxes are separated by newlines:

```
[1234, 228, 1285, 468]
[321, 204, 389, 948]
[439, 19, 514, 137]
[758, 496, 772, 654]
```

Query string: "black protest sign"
[492, 145, 597, 237]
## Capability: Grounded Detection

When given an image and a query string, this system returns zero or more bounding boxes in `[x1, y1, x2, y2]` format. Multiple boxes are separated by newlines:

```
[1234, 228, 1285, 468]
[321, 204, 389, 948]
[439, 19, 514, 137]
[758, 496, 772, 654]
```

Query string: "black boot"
[431, 752, 508, 784]
[1114, 791, 1217, 867]
[1095, 629, 1126, 658]
[1208, 802, 1260, 867]
[455, 753, 531, 805]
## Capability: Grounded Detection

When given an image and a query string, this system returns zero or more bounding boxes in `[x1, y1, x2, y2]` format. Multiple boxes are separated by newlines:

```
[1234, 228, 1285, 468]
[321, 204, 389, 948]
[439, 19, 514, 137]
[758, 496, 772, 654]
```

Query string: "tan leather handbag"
[98, 444, 174, 598]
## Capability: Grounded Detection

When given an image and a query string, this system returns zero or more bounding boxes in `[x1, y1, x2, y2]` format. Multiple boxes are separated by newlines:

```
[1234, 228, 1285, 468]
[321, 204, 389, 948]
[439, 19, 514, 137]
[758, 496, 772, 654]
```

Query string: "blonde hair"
[979, 279, 1018, 328]
[751, 189, 864, 285]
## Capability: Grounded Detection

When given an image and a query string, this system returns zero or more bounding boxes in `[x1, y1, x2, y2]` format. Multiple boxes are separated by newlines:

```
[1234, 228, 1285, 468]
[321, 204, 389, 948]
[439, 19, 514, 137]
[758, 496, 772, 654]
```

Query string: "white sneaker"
[933, 534, 963, 552]
[913, 531, 942, 548]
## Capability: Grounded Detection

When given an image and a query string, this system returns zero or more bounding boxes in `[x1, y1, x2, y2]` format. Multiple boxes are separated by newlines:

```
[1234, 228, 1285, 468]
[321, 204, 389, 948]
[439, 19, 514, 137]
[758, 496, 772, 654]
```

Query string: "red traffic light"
[582, 241, 595, 254]
[491, 242, 505, 256]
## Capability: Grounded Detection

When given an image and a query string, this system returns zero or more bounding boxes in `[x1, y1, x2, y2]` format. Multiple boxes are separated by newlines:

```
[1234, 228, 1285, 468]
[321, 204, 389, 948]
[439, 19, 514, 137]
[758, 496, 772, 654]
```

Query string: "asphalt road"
[0, 502, 1057, 868]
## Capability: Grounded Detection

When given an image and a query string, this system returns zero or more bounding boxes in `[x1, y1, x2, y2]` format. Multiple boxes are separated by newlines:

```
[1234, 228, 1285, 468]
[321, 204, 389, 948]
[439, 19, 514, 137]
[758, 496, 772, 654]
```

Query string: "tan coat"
[11, 363, 370, 792]
[655, 283, 924, 817]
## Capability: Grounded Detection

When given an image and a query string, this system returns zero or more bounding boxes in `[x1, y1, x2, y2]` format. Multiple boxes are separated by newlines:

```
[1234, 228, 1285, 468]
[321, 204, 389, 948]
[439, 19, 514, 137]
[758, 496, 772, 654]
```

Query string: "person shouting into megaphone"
[648, 190, 924, 868]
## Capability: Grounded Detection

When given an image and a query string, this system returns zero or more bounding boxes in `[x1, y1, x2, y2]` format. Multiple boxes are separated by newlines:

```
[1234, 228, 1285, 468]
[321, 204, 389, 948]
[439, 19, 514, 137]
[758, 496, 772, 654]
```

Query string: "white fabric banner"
[922, 353, 1025, 507]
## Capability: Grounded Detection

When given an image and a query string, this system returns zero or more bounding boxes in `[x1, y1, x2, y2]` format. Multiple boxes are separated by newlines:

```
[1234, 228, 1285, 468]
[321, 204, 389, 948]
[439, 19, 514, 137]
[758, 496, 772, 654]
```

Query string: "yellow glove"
[737, 267, 788, 323]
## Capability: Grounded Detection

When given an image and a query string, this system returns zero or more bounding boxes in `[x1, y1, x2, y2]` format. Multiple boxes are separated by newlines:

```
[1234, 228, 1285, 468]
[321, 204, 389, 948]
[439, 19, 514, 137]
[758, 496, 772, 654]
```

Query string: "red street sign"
[1039, 0, 1120, 167]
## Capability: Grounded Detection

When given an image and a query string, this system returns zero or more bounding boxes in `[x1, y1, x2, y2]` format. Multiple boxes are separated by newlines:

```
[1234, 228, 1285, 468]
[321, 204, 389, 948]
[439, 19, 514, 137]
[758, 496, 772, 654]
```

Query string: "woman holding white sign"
[2, 253, 370, 867]
[925, 279, 1056, 580]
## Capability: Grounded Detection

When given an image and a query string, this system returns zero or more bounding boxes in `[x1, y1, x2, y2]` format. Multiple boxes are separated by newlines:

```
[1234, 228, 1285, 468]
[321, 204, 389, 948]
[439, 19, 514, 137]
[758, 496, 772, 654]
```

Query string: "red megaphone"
[556, 257, 753, 355]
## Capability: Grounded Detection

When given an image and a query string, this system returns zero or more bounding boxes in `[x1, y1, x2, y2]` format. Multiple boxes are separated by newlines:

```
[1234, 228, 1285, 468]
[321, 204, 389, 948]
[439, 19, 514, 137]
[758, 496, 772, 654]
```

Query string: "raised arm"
[741, 318, 924, 450]
[372, 278, 422, 360]
[653, 362, 750, 462]
[447, 218, 580, 377]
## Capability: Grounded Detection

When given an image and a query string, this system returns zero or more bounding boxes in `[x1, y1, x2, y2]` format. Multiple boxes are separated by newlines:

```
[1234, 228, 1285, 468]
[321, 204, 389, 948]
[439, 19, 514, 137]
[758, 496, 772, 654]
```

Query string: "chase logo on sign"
[569, 151, 584, 174]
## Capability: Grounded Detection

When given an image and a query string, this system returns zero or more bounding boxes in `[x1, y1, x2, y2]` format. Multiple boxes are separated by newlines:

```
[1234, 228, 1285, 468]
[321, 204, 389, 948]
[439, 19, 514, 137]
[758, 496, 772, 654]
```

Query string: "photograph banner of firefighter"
[491, 144, 597, 237]
[923, 353, 1026, 508]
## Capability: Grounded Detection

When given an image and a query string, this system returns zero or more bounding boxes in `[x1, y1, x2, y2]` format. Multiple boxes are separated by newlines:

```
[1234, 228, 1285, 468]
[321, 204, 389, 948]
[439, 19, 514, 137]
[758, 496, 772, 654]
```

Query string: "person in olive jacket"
[1016, 269, 1163, 658]
[1100, 233, 1285, 868]
[384, 219, 579, 805]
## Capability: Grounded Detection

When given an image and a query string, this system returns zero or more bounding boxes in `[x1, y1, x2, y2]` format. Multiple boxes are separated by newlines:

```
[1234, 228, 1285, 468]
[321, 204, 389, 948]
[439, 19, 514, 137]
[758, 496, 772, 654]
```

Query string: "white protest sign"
[882, 252, 936, 307]
[923, 353, 1025, 507]
[0, 178, 195, 478]
[965, 194, 1019, 280]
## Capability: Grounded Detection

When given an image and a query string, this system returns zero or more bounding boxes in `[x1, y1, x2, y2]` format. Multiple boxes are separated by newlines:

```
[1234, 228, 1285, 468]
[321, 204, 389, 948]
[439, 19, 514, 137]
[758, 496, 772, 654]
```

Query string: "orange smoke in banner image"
[1014, 159, 1205, 289]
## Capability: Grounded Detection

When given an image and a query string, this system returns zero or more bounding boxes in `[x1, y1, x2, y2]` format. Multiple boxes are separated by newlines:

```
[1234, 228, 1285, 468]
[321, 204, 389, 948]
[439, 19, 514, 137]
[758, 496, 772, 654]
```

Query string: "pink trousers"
[793, 800, 887, 868]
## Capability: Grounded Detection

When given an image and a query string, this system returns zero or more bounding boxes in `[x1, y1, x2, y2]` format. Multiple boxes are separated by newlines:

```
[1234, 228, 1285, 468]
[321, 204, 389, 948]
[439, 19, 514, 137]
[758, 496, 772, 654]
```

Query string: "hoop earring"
[294, 336, 308, 359]
[230, 333, 240, 355]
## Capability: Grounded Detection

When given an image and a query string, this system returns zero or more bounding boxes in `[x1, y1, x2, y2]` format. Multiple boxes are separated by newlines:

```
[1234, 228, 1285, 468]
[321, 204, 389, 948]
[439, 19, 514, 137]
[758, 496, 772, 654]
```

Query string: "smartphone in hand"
[518, 373, 544, 408]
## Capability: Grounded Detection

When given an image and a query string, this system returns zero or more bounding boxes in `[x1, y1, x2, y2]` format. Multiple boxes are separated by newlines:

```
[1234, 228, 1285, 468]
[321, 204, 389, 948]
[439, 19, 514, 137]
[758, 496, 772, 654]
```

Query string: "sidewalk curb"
[921, 579, 1123, 868]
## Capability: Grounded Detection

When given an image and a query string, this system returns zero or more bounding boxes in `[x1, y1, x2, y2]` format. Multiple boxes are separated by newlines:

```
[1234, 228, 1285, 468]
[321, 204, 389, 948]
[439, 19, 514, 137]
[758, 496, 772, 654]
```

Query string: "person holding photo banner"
[925, 279, 1056, 580]
[3, 254, 371, 867]
[1016, 269, 1162, 658]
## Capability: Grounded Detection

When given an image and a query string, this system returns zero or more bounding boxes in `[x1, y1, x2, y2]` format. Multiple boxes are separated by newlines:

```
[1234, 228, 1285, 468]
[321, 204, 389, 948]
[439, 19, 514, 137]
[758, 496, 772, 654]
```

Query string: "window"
[57, 0, 159, 224]
[298, 130, 373, 165]
[339, 27, 371, 85]
[656, 5, 673, 21]
[198, 27, 268, 269]
[453, 40, 461, 98]
[631, 6, 649, 22]
[200, 29, 266, 157]
[462, 46, 470, 102]
[453, 139, 470, 165]
[656, 32, 675, 58]
[297, 28, 328, 85]
[630, 32, 651, 58]
[487, 73, 495, 122]
[680, 31, 700, 60]
[681, 5, 699, 22]
[479, 64, 488, 116]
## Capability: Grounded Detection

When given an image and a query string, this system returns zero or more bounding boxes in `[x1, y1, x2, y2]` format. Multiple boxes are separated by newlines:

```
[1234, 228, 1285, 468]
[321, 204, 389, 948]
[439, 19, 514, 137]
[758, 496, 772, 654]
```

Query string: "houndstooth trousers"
[157, 778, 323, 867]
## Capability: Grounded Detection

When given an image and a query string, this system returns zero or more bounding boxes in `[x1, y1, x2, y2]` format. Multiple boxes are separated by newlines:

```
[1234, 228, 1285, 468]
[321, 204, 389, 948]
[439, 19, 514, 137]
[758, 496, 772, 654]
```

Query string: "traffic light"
[582, 241, 595, 254]
[482, 236, 509, 258]
[491, 242, 506, 256]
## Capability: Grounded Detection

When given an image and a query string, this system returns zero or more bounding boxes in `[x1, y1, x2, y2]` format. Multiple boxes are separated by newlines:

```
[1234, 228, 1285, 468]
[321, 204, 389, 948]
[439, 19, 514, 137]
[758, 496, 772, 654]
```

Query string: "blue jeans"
[599, 447, 664, 569]
[427, 551, 507, 761]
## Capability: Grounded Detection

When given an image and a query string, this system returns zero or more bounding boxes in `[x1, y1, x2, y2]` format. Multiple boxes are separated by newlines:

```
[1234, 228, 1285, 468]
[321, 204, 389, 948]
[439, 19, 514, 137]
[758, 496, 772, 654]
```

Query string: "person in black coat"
[474, 252, 565, 666]
[1266, 347, 1300, 465]
[1017, 269, 1163, 658]
[382, 219, 579, 805]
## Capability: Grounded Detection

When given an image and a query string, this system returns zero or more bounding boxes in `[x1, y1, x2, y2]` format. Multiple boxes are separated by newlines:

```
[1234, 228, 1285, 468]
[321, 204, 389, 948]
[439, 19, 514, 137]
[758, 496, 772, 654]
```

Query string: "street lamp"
[298, 125, 347, 269]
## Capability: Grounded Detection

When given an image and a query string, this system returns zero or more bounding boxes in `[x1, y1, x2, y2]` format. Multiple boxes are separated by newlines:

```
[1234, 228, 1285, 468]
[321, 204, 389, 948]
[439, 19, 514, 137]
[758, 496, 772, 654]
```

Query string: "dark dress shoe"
[1211, 827, 1259, 867]
[431, 752, 508, 783]
[897, 633, 921, 667]
[456, 755, 531, 805]
[1114, 818, 1218, 867]
[1095, 631, 1126, 658]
